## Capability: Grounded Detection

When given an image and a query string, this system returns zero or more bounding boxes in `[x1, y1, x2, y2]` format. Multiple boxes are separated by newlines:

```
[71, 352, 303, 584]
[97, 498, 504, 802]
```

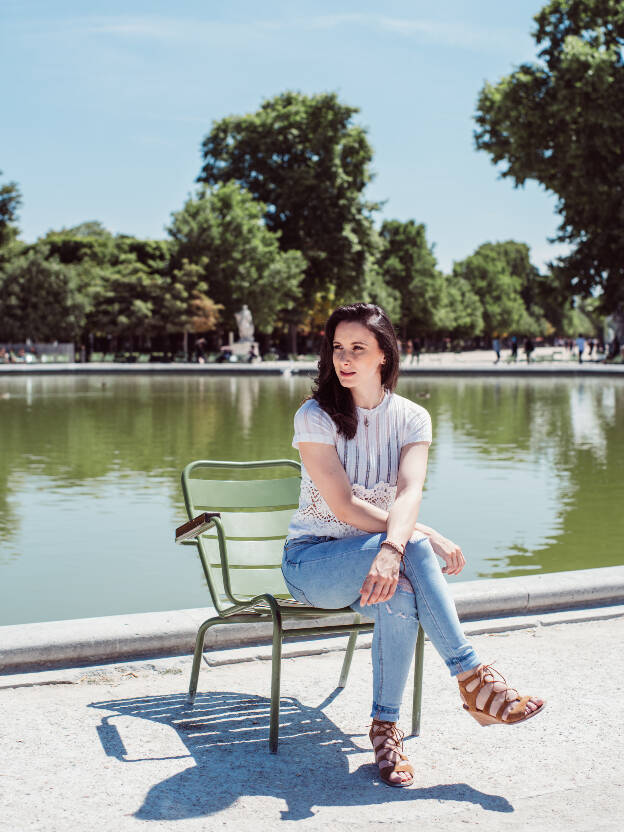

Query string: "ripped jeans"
[282, 533, 481, 723]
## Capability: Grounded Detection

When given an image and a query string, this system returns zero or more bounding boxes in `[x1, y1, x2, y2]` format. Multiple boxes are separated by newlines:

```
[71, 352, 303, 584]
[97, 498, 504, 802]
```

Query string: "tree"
[452, 244, 530, 335]
[196, 91, 377, 307]
[378, 220, 447, 337]
[478, 241, 556, 335]
[474, 0, 624, 311]
[168, 182, 305, 334]
[436, 274, 484, 339]
[0, 246, 89, 342]
[0, 171, 22, 250]
[88, 257, 168, 345]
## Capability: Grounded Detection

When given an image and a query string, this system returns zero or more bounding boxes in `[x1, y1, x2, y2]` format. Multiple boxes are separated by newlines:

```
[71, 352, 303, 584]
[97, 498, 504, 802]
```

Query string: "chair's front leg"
[411, 624, 425, 736]
[269, 605, 283, 753]
[188, 616, 220, 705]
[338, 614, 361, 688]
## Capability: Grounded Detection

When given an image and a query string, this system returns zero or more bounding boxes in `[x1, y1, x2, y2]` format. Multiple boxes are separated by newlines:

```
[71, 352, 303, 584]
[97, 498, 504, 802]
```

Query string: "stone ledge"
[1, 565, 623, 674]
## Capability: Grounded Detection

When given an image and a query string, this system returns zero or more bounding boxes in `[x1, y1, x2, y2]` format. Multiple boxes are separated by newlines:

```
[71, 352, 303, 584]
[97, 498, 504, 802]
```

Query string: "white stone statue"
[235, 305, 255, 342]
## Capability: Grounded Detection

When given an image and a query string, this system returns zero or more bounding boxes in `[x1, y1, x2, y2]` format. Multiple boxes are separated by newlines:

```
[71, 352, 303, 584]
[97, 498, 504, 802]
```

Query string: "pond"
[0, 373, 622, 625]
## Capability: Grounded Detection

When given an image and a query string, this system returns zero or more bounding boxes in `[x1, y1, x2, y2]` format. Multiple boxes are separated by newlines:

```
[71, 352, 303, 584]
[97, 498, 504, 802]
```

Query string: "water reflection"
[0, 374, 622, 624]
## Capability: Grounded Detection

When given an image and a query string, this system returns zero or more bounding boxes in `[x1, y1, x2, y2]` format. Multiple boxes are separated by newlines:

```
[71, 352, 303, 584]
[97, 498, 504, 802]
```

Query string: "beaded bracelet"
[381, 539, 405, 559]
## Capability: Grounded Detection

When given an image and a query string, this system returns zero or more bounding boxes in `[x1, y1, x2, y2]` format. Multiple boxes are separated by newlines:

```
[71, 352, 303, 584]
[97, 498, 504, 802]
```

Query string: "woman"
[282, 303, 544, 788]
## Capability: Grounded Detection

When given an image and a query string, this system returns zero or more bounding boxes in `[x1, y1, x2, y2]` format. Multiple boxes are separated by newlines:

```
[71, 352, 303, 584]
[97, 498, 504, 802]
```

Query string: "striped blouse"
[287, 391, 432, 539]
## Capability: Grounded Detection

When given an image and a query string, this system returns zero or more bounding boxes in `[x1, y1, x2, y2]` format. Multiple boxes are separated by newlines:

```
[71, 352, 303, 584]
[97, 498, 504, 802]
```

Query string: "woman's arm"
[297, 442, 389, 532]
[384, 441, 429, 548]
[359, 442, 428, 605]
[298, 441, 465, 606]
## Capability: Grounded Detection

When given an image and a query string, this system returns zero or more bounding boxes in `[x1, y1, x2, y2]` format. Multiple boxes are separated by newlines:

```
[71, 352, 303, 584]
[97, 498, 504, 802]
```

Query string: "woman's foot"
[457, 664, 545, 725]
[369, 719, 414, 787]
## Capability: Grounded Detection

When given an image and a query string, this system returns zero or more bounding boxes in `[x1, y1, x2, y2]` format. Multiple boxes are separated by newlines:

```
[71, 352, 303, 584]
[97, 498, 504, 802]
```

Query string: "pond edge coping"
[1, 565, 623, 674]
[1, 361, 624, 377]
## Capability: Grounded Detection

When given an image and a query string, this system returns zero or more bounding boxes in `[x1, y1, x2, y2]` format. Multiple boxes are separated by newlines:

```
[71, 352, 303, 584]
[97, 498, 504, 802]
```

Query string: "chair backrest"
[181, 459, 301, 608]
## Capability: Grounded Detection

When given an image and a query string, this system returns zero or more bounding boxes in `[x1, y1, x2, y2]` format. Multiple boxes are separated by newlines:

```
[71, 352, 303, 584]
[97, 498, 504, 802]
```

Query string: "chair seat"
[219, 597, 373, 621]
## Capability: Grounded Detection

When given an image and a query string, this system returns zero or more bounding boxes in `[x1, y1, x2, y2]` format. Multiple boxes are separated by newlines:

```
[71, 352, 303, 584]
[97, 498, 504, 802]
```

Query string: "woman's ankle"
[457, 665, 482, 681]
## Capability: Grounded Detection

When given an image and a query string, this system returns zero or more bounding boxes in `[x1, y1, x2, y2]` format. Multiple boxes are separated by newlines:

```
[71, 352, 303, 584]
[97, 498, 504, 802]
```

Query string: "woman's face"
[332, 320, 385, 390]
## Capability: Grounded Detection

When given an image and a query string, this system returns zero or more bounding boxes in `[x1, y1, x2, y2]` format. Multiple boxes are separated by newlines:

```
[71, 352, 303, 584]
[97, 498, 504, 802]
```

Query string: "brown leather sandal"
[369, 719, 414, 788]
[458, 664, 545, 726]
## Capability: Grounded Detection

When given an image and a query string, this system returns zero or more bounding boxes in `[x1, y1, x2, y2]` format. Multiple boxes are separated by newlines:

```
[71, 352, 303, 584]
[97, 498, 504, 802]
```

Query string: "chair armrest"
[175, 512, 221, 544]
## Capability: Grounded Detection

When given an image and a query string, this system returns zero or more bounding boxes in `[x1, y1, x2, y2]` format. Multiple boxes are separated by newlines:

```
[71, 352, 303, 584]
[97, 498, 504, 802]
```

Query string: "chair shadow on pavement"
[89, 690, 513, 821]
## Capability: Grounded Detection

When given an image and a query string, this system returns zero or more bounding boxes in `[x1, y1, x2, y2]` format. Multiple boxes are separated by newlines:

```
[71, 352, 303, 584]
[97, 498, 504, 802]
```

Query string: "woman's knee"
[384, 587, 418, 622]
[404, 535, 435, 562]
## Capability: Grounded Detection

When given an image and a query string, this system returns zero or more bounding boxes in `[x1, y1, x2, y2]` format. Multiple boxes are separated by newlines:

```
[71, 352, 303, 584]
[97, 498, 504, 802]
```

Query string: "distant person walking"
[413, 337, 421, 365]
[576, 334, 586, 364]
[405, 339, 414, 365]
[195, 338, 207, 364]
[492, 337, 501, 364]
[524, 337, 534, 363]
[511, 335, 518, 362]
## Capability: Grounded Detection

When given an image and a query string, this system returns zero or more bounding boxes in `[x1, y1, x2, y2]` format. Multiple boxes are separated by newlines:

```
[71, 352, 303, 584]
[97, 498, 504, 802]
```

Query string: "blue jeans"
[282, 533, 481, 723]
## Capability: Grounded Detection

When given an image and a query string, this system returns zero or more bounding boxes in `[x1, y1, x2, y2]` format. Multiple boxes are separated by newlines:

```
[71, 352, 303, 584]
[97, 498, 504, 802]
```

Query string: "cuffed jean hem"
[371, 701, 401, 722]
[445, 647, 482, 678]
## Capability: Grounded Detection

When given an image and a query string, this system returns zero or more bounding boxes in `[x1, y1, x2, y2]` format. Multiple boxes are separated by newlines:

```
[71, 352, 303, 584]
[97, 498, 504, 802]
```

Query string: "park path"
[0, 614, 621, 831]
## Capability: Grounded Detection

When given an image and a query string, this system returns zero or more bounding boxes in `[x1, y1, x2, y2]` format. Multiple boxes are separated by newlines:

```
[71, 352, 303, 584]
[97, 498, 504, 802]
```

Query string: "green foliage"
[39, 227, 117, 268]
[474, 0, 624, 310]
[378, 220, 447, 335]
[0, 246, 89, 341]
[89, 256, 169, 341]
[436, 274, 484, 338]
[168, 182, 305, 332]
[197, 91, 377, 306]
[62, 221, 112, 239]
[453, 243, 532, 336]
[0, 171, 22, 251]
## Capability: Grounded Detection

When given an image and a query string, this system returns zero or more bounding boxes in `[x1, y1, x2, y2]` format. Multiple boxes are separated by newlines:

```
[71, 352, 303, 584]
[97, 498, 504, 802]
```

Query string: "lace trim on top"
[290, 478, 397, 539]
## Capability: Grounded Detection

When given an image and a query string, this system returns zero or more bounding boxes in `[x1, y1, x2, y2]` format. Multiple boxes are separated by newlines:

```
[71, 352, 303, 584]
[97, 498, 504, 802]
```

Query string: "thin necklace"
[362, 388, 385, 427]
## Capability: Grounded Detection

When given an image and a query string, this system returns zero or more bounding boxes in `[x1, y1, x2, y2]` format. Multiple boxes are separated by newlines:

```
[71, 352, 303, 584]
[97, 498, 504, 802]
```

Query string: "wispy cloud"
[54, 13, 523, 54]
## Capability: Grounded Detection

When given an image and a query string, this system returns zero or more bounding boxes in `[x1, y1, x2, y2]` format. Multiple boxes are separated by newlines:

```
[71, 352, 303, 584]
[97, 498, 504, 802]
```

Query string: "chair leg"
[338, 614, 361, 688]
[188, 616, 220, 705]
[411, 623, 425, 736]
[269, 609, 283, 753]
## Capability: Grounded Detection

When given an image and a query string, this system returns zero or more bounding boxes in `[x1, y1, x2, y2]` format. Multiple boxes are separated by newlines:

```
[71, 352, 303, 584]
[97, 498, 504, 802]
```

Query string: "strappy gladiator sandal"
[458, 664, 545, 726]
[369, 719, 414, 788]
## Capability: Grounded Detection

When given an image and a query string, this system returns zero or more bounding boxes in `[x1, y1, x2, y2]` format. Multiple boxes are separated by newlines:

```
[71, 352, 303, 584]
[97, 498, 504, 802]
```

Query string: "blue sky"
[1, 0, 568, 273]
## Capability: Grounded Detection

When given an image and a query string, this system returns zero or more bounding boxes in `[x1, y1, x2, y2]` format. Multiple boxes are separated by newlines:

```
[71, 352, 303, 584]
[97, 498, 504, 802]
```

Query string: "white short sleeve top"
[287, 391, 432, 540]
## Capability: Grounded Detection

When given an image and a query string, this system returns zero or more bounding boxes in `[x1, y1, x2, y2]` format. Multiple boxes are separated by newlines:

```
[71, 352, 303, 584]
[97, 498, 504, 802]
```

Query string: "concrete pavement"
[0, 609, 622, 831]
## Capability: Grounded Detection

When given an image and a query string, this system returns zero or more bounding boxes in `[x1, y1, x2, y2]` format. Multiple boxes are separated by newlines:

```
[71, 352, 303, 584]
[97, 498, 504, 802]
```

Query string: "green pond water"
[0, 373, 622, 625]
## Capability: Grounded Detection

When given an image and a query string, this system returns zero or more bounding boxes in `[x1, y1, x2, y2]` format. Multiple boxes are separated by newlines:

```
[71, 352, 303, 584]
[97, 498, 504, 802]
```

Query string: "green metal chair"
[177, 458, 425, 752]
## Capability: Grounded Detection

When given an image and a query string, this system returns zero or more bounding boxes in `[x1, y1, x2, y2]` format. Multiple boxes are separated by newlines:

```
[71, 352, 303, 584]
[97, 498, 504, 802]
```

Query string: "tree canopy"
[0, 246, 89, 342]
[0, 171, 22, 250]
[453, 242, 538, 336]
[474, 0, 624, 310]
[378, 219, 446, 336]
[197, 91, 377, 306]
[168, 182, 305, 333]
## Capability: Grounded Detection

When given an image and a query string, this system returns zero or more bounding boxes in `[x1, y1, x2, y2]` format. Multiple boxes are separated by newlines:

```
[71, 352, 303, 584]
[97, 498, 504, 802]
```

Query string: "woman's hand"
[428, 532, 466, 575]
[359, 545, 402, 606]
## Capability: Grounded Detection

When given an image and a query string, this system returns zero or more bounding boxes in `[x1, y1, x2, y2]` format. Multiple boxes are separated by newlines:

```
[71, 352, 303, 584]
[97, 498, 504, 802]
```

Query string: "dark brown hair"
[310, 303, 400, 439]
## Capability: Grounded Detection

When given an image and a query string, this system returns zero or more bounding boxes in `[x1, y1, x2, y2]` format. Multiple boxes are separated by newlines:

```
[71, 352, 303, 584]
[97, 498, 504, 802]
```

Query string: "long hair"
[310, 303, 400, 440]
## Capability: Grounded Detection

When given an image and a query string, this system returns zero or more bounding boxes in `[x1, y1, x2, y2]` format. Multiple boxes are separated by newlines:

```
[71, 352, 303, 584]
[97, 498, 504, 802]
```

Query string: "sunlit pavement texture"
[1, 613, 622, 832]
